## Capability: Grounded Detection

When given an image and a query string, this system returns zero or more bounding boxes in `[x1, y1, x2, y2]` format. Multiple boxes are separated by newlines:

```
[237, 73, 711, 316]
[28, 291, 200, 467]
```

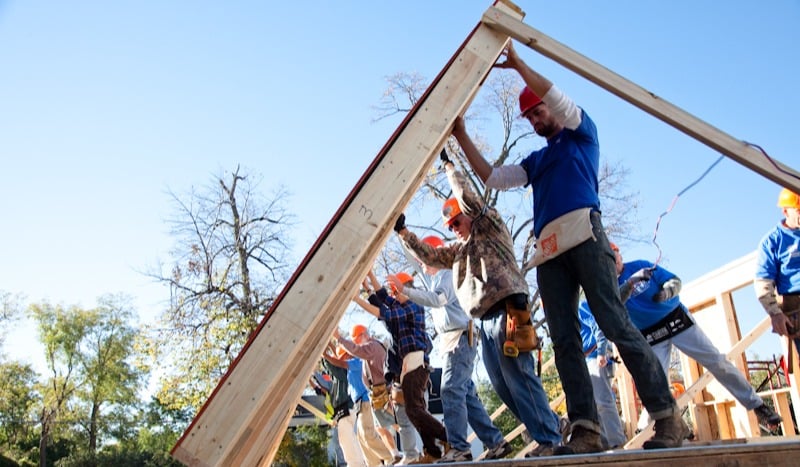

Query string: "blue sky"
[1, 1, 798, 370]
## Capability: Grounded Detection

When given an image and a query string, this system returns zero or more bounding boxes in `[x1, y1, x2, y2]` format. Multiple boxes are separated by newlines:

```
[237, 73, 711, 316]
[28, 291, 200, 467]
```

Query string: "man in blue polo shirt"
[756, 188, 800, 357]
[451, 40, 684, 454]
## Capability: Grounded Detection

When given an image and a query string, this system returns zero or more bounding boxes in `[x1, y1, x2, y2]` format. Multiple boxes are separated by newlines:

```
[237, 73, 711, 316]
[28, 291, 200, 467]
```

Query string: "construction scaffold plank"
[171, 1, 523, 465]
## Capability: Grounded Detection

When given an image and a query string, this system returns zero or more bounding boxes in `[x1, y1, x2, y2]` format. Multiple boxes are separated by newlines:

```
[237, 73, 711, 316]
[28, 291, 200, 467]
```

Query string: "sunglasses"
[448, 218, 461, 231]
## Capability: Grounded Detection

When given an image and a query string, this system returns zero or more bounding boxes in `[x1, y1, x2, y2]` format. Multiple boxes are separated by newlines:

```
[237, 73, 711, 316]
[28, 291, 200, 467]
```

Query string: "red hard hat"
[777, 188, 800, 209]
[519, 87, 542, 116]
[422, 235, 445, 249]
[442, 198, 462, 226]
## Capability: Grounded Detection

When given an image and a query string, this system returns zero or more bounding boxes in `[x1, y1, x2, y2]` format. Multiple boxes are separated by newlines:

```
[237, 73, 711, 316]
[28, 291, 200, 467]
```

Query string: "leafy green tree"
[145, 165, 296, 412]
[0, 361, 39, 461]
[273, 426, 332, 467]
[71, 295, 145, 455]
[30, 302, 83, 467]
[28, 295, 146, 467]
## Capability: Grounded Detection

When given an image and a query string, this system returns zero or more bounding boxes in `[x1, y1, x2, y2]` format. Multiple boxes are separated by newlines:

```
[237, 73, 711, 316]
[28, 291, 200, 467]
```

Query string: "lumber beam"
[481, 7, 800, 193]
[171, 3, 524, 466]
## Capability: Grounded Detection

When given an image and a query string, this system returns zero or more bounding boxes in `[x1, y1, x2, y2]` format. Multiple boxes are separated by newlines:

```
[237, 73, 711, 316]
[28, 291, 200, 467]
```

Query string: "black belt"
[640, 305, 693, 345]
[481, 303, 505, 320]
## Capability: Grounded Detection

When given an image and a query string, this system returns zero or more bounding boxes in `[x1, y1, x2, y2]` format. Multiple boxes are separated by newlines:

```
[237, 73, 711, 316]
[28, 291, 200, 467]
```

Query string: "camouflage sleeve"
[400, 229, 458, 269]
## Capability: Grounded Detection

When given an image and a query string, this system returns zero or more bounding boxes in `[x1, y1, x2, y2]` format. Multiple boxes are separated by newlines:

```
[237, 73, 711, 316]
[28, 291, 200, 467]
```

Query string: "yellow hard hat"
[777, 188, 800, 209]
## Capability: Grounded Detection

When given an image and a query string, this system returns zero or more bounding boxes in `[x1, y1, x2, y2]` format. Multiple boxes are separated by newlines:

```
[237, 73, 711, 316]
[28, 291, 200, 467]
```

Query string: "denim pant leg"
[458, 335, 504, 448]
[575, 215, 676, 420]
[672, 325, 763, 409]
[480, 316, 518, 415]
[394, 404, 421, 459]
[587, 357, 627, 448]
[481, 309, 561, 445]
[441, 333, 471, 451]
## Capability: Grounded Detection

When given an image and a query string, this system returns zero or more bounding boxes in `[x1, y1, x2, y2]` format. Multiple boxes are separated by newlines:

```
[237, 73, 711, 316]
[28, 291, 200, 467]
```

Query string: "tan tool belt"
[390, 382, 404, 406]
[370, 383, 390, 411]
[503, 301, 539, 357]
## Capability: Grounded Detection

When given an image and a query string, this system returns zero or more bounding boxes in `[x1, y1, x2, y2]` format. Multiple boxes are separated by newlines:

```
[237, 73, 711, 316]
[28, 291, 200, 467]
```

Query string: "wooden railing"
[619, 251, 800, 447]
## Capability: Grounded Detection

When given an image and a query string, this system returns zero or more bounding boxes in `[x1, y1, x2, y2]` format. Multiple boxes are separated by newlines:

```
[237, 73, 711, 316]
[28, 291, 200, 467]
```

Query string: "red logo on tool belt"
[540, 233, 558, 256]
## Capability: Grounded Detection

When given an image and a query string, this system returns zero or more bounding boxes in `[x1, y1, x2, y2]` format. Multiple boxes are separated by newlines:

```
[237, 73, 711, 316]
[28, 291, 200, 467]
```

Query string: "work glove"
[394, 213, 406, 233]
[627, 267, 653, 285]
[652, 278, 681, 302]
[439, 148, 452, 166]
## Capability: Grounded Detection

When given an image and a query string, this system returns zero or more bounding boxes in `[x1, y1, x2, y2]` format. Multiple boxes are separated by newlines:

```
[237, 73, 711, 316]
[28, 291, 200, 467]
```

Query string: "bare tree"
[0, 290, 25, 347]
[373, 71, 642, 283]
[146, 165, 295, 410]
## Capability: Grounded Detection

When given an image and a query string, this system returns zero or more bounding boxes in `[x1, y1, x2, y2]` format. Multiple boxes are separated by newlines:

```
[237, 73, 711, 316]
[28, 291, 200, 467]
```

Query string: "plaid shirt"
[371, 288, 427, 360]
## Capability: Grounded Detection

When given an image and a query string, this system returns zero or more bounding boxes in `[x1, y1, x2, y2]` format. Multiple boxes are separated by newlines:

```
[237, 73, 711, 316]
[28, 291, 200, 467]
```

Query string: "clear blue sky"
[2, 1, 798, 370]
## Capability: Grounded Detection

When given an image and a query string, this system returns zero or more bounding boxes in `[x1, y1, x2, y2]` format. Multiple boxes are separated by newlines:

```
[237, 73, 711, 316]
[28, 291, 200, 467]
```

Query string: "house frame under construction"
[172, 1, 800, 465]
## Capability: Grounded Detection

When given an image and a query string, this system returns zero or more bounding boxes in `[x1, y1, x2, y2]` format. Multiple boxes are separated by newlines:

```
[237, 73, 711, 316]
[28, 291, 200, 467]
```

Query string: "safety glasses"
[448, 218, 461, 231]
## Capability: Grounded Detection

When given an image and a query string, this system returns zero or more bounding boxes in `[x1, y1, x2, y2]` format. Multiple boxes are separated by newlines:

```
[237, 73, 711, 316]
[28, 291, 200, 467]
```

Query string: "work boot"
[642, 412, 689, 449]
[484, 441, 513, 460]
[434, 448, 472, 463]
[754, 403, 783, 429]
[408, 452, 437, 465]
[553, 426, 603, 455]
[524, 443, 556, 457]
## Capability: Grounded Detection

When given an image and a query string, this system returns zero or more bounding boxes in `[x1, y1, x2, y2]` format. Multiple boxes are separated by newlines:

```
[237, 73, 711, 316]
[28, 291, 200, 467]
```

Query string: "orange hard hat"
[395, 272, 413, 285]
[609, 242, 620, 252]
[777, 188, 800, 209]
[519, 86, 542, 116]
[422, 235, 445, 249]
[442, 198, 462, 226]
[334, 345, 350, 360]
[351, 324, 368, 339]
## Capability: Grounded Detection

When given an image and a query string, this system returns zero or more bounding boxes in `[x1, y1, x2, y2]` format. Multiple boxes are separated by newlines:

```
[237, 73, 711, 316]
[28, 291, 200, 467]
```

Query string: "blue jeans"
[480, 308, 562, 445]
[537, 212, 676, 432]
[393, 403, 420, 459]
[586, 356, 627, 448]
[441, 332, 505, 451]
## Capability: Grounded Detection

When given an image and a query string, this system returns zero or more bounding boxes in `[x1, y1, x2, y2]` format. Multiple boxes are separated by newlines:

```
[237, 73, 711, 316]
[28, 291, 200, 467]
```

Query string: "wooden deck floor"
[423, 437, 800, 466]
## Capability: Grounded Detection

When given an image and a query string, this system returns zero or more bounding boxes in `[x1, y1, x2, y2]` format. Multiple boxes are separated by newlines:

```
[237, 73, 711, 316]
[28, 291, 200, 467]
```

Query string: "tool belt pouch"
[390, 382, 404, 406]
[506, 303, 539, 352]
[778, 294, 800, 338]
[370, 383, 390, 410]
[531, 208, 594, 267]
